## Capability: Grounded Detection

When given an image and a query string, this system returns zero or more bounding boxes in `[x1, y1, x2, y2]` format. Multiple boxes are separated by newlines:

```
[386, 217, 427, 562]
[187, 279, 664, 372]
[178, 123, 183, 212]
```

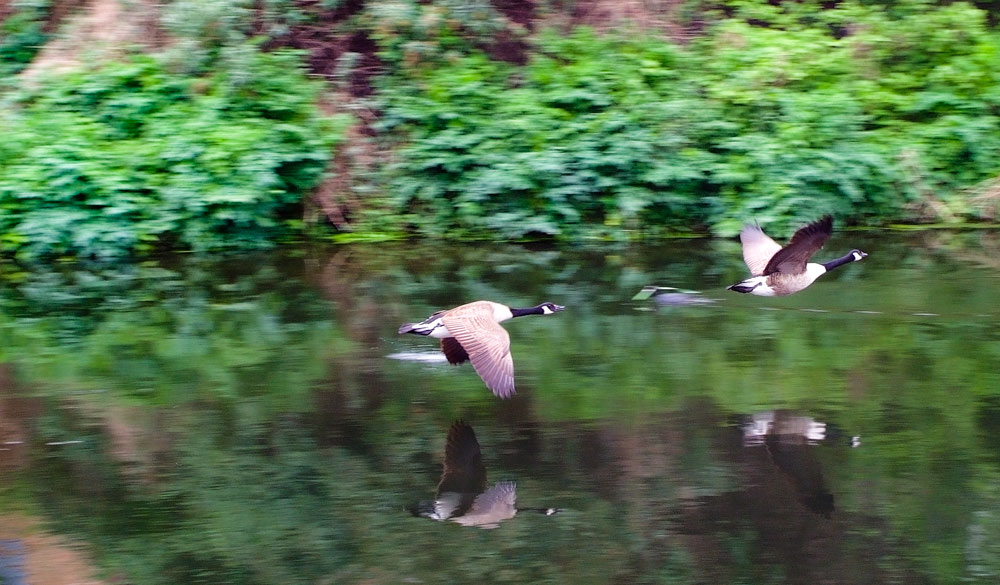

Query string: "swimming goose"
[727, 215, 867, 297]
[412, 421, 559, 529]
[398, 300, 564, 398]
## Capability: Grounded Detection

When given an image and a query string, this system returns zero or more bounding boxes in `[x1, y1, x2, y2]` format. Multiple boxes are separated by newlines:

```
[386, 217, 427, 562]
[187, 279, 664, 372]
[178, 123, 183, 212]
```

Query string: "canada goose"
[398, 300, 564, 398]
[742, 411, 827, 447]
[412, 421, 559, 529]
[742, 410, 835, 517]
[727, 215, 867, 296]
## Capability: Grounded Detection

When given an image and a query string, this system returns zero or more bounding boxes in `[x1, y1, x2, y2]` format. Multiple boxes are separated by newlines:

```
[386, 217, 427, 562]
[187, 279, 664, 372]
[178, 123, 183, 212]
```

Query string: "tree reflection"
[0, 240, 998, 584]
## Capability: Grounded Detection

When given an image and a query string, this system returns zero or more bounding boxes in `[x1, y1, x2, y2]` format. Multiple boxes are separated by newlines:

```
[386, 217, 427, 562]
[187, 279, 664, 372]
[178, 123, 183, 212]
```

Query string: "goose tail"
[727, 281, 757, 294]
[409, 499, 437, 518]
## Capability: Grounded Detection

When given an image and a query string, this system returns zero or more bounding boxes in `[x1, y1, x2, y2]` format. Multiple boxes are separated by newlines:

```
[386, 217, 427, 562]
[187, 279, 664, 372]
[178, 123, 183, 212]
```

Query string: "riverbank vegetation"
[2, 0, 1000, 258]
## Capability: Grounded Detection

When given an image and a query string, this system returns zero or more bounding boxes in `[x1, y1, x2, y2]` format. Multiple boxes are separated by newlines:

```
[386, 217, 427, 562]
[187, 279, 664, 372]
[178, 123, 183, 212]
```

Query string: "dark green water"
[1, 230, 999, 584]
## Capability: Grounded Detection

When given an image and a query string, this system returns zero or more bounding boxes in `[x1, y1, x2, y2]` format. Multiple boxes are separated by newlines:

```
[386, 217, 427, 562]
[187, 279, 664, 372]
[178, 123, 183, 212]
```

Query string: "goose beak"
[551, 304, 566, 312]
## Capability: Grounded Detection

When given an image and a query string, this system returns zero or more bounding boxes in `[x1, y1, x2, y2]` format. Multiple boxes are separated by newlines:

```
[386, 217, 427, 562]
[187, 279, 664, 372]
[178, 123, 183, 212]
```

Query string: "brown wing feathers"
[441, 337, 470, 365]
[438, 420, 486, 495]
[740, 222, 783, 277]
[763, 215, 833, 276]
[442, 310, 516, 398]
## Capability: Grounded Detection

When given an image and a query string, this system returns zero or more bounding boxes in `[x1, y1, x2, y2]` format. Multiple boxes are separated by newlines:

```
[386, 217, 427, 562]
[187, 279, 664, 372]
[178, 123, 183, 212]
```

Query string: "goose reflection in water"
[742, 410, 842, 518]
[412, 421, 559, 529]
[632, 286, 717, 307]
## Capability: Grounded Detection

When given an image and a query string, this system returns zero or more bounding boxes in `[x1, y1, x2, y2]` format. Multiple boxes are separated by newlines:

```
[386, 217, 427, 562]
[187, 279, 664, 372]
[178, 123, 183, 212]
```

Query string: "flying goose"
[398, 300, 564, 398]
[411, 421, 559, 529]
[727, 215, 867, 296]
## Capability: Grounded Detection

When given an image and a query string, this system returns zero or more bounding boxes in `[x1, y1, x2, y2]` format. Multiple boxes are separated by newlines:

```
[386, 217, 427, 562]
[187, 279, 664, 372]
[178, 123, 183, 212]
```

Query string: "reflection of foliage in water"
[27, 406, 628, 585]
[0, 255, 347, 410]
[1, 237, 1000, 583]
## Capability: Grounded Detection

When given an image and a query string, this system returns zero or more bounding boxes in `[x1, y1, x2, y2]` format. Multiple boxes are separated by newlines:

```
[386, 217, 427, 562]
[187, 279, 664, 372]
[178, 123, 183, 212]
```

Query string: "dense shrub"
[0, 49, 351, 259]
[0, 0, 53, 79]
[4, 0, 1000, 254]
[373, 1, 1000, 238]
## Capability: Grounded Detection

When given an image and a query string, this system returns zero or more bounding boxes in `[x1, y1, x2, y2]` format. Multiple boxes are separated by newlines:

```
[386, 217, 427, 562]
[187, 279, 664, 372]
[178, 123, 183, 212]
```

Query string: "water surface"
[1, 230, 999, 584]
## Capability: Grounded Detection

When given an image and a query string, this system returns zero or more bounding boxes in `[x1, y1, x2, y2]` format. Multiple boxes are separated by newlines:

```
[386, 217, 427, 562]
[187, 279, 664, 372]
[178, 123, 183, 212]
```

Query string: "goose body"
[398, 300, 564, 398]
[413, 421, 558, 529]
[727, 215, 867, 297]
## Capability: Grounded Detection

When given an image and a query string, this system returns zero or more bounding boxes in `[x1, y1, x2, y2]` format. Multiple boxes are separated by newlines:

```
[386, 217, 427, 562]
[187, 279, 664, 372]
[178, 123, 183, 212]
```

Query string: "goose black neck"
[822, 253, 857, 272]
[510, 305, 545, 318]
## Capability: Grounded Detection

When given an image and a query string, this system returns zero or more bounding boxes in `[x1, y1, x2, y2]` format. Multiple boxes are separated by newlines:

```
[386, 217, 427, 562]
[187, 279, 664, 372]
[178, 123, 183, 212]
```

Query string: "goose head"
[536, 302, 565, 315]
[849, 249, 868, 262]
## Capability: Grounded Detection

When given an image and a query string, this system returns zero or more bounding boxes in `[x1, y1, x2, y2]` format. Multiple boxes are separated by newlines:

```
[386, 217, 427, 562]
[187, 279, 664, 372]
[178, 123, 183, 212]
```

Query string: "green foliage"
[364, 0, 509, 72]
[0, 0, 52, 79]
[5, 0, 1000, 253]
[159, 0, 319, 74]
[373, 1, 1000, 239]
[0, 50, 351, 259]
[376, 30, 707, 239]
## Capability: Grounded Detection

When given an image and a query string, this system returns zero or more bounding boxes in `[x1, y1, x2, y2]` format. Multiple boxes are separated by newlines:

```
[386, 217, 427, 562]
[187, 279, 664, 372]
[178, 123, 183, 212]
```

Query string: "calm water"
[1, 230, 1000, 585]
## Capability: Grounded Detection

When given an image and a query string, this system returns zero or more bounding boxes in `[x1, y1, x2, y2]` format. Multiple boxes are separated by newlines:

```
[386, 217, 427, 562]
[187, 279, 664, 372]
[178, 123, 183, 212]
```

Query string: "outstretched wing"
[438, 421, 487, 495]
[441, 310, 515, 398]
[456, 481, 518, 528]
[763, 215, 833, 276]
[740, 222, 783, 276]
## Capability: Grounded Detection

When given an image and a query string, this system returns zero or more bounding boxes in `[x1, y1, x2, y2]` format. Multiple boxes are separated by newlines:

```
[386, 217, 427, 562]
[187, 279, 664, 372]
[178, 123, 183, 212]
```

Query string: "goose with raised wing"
[411, 421, 559, 529]
[742, 410, 837, 517]
[398, 300, 564, 398]
[727, 215, 867, 297]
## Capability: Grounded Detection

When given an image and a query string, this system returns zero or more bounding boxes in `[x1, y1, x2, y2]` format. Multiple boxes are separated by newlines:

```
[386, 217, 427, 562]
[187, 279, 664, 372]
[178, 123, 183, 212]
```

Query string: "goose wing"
[441, 310, 515, 398]
[455, 481, 517, 528]
[441, 337, 470, 365]
[763, 215, 833, 276]
[740, 222, 783, 276]
[438, 421, 487, 495]
[432, 491, 476, 521]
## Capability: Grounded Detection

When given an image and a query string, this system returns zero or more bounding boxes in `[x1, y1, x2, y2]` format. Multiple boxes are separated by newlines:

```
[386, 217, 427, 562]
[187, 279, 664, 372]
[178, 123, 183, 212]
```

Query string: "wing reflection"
[743, 410, 836, 517]
[632, 286, 718, 306]
[412, 421, 559, 529]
